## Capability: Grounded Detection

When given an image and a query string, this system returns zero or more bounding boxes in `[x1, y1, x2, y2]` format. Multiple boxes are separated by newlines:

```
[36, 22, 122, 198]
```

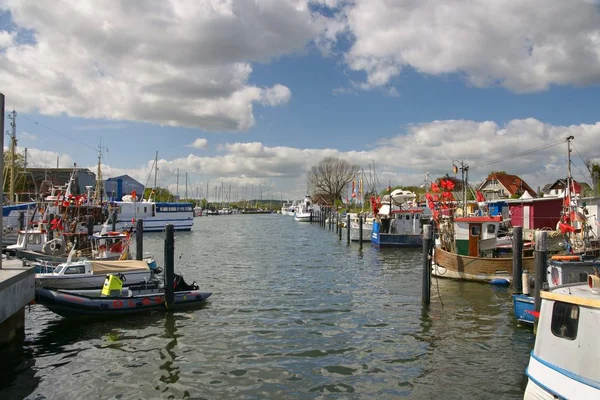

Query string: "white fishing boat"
[295, 195, 319, 222]
[35, 259, 155, 290]
[524, 278, 600, 399]
[348, 213, 374, 241]
[2, 202, 37, 246]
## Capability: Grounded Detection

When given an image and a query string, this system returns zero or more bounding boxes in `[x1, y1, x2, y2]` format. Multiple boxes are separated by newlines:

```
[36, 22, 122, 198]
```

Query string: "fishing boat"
[35, 259, 156, 290]
[371, 189, 431, 248]
[35, 274, 211, 318]
[295, 195, 318, 222]
[513, 255, 600, 326]
[348, 213, 374, 241]
[523, 279, 600, 399]
[2, 202, 37, 246]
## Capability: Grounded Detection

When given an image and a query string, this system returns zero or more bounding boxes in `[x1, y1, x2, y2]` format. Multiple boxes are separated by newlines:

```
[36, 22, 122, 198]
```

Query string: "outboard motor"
[42, 238, 67, 256]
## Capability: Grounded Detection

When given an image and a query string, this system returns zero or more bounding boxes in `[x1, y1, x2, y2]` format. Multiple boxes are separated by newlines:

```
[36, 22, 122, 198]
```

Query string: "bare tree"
[307, 157, 360, 204]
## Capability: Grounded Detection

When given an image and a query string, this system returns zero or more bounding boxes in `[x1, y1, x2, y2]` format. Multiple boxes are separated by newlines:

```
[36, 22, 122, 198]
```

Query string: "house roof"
[480, 173, 537, 198]
[547, 179, 582, 194]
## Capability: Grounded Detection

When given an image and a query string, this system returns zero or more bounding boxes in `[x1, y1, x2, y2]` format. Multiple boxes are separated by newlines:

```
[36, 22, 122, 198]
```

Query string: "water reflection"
[159, 312, 179, 385]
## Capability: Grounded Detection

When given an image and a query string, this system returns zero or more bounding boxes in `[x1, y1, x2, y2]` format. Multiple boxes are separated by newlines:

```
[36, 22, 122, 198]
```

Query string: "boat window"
[487, 225, 496, 234]
[64, 265, 85, 275]
[551, 301, 579, 340]
[406, 215, 410, 220]
[144, 207, 147, 213]
[470, 226, 481, 236]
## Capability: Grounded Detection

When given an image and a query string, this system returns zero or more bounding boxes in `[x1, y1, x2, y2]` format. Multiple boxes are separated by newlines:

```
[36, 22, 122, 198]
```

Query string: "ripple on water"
[1, 216, 534, 399]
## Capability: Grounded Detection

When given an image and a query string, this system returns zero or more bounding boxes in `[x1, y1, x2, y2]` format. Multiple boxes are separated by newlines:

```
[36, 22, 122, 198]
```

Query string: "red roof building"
[478, 172, 537, 200]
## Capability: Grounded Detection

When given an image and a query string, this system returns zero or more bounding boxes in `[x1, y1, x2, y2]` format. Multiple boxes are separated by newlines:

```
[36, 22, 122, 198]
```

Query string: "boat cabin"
[90, 232, 129, 260]
[525, 283, 600, 398]
[453, 216, 506, 257]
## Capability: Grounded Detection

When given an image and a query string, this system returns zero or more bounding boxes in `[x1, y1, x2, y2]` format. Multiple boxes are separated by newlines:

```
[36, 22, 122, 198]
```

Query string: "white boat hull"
[295, 213, 312, 222]
[36, 270, 153, 290]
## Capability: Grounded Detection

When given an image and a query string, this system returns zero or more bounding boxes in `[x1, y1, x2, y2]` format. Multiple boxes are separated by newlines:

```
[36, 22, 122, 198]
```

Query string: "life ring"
[551, 255, 580, 261]
[49, 242, 57, 252]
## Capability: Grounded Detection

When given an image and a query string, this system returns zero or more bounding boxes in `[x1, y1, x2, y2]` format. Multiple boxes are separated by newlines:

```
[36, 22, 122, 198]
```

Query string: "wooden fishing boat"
[35, 275, 211, 318]
[433, 245, 535, 284]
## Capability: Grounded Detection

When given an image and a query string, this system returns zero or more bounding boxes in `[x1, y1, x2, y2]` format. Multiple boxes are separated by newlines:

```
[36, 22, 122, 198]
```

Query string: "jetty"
[0, 93, 35, 346]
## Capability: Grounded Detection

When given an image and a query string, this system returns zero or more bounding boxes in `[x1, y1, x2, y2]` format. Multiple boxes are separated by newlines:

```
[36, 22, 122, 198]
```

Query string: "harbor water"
[1, 214, 534, 399]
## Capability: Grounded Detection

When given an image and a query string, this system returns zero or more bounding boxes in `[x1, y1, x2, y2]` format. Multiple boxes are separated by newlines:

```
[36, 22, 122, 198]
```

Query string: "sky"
[1, 0, 600, 202]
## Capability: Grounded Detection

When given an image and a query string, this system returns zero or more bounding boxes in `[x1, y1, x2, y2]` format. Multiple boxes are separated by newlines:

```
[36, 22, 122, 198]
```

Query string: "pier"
[0, 91, 35, 346]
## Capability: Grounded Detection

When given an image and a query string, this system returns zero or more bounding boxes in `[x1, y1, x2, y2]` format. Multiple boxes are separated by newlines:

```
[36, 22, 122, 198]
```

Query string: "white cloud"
[0, 0, 324, 131]
[187, 138, 208, 150]
[0, 30, 14, 48]
[335, 0, 600, 92]
[19, 131, 37, 140]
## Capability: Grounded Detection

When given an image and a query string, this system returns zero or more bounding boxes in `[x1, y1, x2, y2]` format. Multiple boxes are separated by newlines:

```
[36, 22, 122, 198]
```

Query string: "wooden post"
[18, 212, 25, 231]
[136, 218, 144, 261]
[328, 209, 332, 231]
[48, 213, 54, 240]
[346, 214, 350, 244]
[338, 214, 342, 240]
[534, 231, 548, 312]
[512, 226, 523, 294]
[111, 210, 117, 232]
[358, 214, 363, 246]
[422, 224, 433, 306]
[309, 210, 313, 223]
[164, 224, 175, 309]
[87, 215, 94, 237]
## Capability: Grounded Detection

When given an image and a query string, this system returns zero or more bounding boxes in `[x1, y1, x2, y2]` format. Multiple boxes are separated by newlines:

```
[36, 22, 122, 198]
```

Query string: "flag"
[352, 180, 355, 194]
[476, 190, 486, 203]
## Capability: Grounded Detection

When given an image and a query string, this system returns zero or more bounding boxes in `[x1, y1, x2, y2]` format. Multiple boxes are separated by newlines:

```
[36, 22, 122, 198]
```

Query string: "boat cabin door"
[468, 224, 482, 257]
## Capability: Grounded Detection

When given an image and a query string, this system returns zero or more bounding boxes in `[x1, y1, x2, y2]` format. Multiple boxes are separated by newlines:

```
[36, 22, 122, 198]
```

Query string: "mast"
[8, 109, 16, 203]
[153, 151, 158, 191]
[176, 168, 179, 200]
[93, 142, 104, 204]
[185, 173, 188, 199]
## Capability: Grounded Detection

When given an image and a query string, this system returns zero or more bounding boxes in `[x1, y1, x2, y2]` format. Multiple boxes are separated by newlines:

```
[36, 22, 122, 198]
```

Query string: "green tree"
[143, 187, 174, 202]
[307, 157, 360, 204]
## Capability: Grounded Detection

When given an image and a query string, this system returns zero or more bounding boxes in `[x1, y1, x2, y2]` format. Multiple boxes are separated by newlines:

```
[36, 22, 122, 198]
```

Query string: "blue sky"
[1, 1, 600, 200]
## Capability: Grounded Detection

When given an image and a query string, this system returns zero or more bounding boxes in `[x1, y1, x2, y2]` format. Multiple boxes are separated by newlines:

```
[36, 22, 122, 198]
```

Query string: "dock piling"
[48, 213, 54, 240]
[512, 226, 523, 294]
[422, 224, 433, 306]
[18, 212, 24, 231]
[164, 224, 175, 309]
[358, 214, 363, 246]
[136, 219, 144, 261]
[346, 214, 350, 244]
[111, 210, 117, 232]
[534, 231, 548, 312]
[86, 215, 94, 237]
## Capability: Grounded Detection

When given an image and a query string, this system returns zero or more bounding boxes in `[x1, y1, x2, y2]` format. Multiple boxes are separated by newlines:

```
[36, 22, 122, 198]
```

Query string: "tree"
[143, 187, 174, 202]
[307, 157, 360, 204]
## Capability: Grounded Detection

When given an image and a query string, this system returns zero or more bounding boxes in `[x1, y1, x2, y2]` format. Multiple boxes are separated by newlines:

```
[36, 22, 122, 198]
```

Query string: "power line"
[470, 138, 566, 170]
[20, 114, 97, 152]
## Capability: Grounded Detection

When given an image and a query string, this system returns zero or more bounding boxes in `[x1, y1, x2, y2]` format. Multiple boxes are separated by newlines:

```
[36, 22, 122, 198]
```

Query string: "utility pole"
[7, 109, 17, 204]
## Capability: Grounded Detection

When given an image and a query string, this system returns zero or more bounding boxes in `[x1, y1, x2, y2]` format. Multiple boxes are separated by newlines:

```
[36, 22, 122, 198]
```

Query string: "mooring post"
[310, 210, 313, 223]
[136, 218, 144, 261]
[111, 210, 117, 232]
[328, 209, 332, 231]
[358, 214, 363, 246]
[346, 214, 350, 244]
[512, 226, 523, 294]
[164, 224, 175, 309]
[422, 224, 433, 306]
[534, 231, 548, 312]
[18, 212, 25, 231]
[338, 214, 342, 240]
[87, 215, 94, 237]
[48, 213, 54, 240]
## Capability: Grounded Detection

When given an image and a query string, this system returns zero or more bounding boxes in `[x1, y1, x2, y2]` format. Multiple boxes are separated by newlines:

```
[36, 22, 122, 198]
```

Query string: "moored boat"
[35, 276, 211, 318]
[524, 280, 600, 399]
[35, 259, 156, 290]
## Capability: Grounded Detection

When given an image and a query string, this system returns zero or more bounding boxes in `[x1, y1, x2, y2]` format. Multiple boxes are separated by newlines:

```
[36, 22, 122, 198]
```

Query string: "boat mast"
[565, 135, 575, 222]
[185, 172, 188, 200]
[8, 109, 17, 204]
[93, 142, 104, 204]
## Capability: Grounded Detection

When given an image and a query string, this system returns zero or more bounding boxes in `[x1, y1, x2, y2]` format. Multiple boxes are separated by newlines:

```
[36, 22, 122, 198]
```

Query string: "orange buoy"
[551, 255, 580, 261]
